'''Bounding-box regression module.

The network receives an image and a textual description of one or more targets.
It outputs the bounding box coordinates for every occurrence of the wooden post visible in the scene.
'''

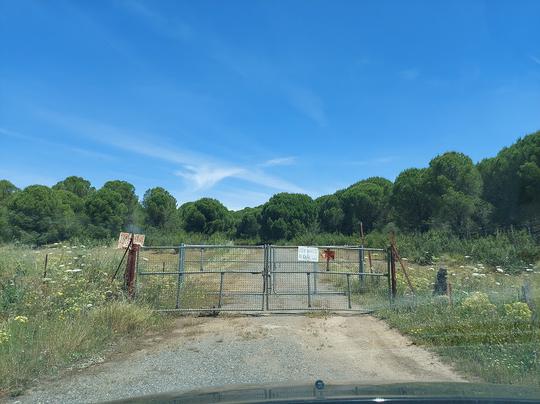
[124,235,139,299]
[43,253,49,278]
[390,246,397,299]
[389,232,415,295]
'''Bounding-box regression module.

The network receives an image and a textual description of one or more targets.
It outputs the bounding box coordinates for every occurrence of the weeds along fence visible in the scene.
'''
[135,244,392,312]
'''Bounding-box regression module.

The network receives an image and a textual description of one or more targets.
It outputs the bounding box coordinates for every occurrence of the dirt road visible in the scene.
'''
[14,315,465,403]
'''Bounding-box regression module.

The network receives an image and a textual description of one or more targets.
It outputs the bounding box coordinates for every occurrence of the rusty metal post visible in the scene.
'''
[390,246,397,299]
[124,242,139,299]
[43,253,49,278]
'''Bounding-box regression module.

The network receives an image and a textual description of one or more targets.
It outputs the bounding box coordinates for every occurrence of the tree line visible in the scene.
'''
[0,131,538,246]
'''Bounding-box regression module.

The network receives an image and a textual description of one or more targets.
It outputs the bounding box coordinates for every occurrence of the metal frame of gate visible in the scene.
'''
[136,244,392,313]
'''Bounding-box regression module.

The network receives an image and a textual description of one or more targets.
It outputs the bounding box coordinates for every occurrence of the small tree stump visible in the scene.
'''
[433,267,448,296]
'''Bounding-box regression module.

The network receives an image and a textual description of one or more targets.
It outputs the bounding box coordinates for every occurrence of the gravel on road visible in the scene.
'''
[11,314,465,403]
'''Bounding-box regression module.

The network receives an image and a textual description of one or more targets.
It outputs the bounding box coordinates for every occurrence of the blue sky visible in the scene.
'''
[1,0,539,210]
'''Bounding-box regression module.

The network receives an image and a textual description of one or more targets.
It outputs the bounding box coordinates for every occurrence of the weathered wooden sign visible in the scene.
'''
[117,232,145,249]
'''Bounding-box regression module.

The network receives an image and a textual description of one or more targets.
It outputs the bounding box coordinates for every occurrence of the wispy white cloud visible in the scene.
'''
[530,55,540,66]
[119,2,327,126]
[286,86,327,126]
[175,165,245,190]
[399,68,420,81]
[120,0,191,41]
[0,127,32,140]
[0,169,56,188]
[37,110,305,193]
[260,156,297,167]
[0,127,115,161]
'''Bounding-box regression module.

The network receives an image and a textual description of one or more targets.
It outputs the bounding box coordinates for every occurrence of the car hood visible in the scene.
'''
[107,381,540,403]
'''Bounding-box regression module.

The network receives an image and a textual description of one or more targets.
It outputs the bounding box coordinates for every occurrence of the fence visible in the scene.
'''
[136,244,392,313]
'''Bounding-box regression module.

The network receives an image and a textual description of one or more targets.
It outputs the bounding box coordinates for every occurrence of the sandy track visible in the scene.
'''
[13,315,465,403]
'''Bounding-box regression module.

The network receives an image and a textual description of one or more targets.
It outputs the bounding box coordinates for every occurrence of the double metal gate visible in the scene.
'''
[136,244,391,312]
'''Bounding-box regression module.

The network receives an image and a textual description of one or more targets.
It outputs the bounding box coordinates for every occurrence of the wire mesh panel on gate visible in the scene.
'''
[136,247,180,309]
[137,245,266,311]
[136,244,390,312]
[268,246,389,312]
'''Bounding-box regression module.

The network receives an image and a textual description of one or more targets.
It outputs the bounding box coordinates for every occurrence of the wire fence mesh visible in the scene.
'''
[268,246,390,312]
[136,244,391,312]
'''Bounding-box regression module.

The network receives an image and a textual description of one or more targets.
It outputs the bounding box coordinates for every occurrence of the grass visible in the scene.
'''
[2,237,539,395]
[372,256,540,386]
[0,243,168,396]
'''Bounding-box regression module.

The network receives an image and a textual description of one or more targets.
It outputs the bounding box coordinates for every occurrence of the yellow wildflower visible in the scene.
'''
[14,315,28,323]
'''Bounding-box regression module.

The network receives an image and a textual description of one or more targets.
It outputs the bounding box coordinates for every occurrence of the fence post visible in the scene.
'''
[218,272,224,308]
[307,272,312,308]
[359,246,365,288]
[313,262,318,294]
[271,246,276,293]
[175,243,185,309]
[199,247,204,271]
[389,246,397,299]
[124,243,139,299]
[265,245,270,310]
[346,273,352,309]
[387,247,392,302]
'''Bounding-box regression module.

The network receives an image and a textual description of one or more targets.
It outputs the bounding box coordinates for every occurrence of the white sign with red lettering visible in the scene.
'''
[298,246,319,262]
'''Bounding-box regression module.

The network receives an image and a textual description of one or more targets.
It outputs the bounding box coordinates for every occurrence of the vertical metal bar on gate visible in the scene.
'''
[307,272,312,308]
[175,243,185,309]
[271,246,276,293]
[218,271,224,308]
[359,246,365,288]
[346,273,352,309]
[265,245,270,310]
[199,247,204,271]
[313,262,318,294]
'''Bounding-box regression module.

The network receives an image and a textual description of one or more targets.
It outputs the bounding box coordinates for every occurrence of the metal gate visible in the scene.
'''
[136,244,391,313]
